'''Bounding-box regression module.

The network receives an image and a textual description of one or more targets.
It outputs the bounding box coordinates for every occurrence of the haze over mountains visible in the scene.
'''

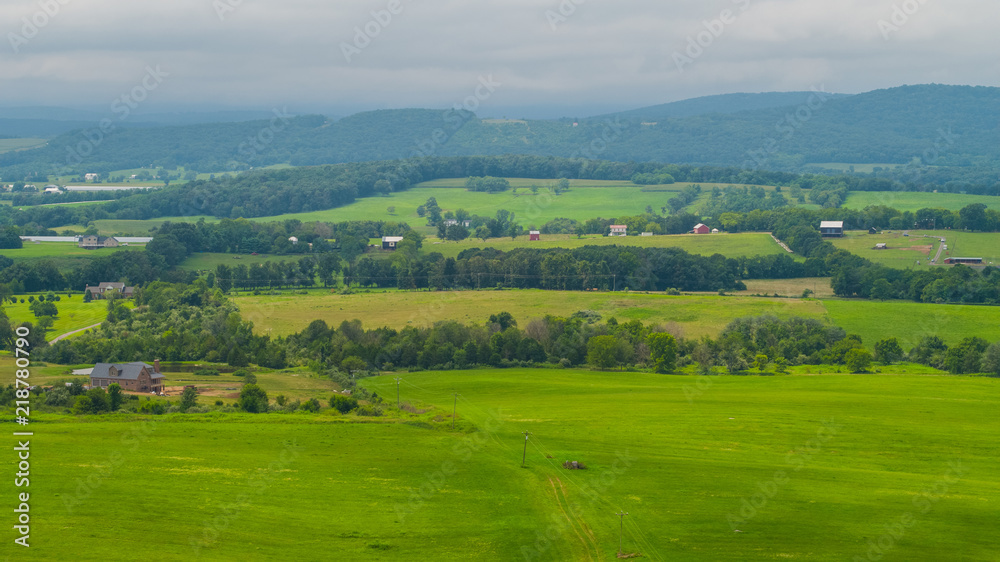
[2,85,998,180]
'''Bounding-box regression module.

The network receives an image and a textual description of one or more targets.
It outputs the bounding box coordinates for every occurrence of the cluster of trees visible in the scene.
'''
[214,255,341,291]
[704,185,789,215]
[342,245,822,293]
[465,176,511,192]
[283,313,994,375]
[909,336,1000,375]
[832,262,1000,304]
[41,281,287,368]
[146,218,410,264]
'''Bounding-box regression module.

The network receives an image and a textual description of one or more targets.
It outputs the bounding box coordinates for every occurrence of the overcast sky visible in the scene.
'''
[2,0,999,118]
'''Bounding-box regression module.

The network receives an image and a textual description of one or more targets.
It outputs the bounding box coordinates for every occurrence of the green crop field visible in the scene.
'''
[2,241,146,270]
[425,232,790,260]
[0,138,47,153]
[234,290,829,339]
[843,191,1000,212]
[824,299,1000,350]
[4,296,114,342]
[234,289,1000,350]
[6,369,994,560]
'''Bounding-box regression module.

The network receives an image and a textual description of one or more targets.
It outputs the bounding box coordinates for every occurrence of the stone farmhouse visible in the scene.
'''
[89,361,165,394]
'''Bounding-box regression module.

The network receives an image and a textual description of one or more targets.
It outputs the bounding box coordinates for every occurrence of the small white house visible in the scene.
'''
[609,225,627,237]
[85,173,99,182]
[288,236,299,245]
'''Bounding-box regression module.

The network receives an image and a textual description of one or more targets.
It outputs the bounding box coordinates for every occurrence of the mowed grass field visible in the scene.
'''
[4,296,112,341]
[2,241,147,270]
[235,289,1000,349]
[831,230,1000,270]
[0,137,47,152]
[427,232,789,260]
[5,370,997,560]
[843,191,1000,212]
[235,290,829,340]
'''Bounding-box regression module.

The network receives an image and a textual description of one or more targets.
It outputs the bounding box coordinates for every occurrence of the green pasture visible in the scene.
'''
[0,138,47,153]
[2,241,146,270]
[3,296,112,342]
[234,290,829,339]
[825,299,1000,351]
[843,191,1000,212]
[830,230,1000,270]
[830,231,940,269]
[234,288,1000,350]
[5,370,996,560]
[425,232,789,260]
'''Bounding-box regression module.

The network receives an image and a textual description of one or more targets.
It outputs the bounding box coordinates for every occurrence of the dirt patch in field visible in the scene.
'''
[164,385,240,398]
[902,245,933,256]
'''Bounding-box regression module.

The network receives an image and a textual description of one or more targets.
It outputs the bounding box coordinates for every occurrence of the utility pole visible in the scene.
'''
[394,377,401,408]
[452,392,460,430]
[521,431,532,467]
[616,511,629,556]
[613,273,617,292]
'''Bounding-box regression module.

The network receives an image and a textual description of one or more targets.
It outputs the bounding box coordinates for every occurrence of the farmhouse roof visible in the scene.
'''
[91,362,164,381]
[529,230,540,235]
[610,225,627,229]
[382,236,404,243]
[820,221,844,229]
[694,223,708,229]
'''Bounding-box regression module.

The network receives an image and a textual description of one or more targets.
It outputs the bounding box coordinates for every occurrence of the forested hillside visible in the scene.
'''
[3,85,1000,193]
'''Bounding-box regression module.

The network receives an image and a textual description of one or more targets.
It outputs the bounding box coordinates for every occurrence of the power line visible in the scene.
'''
[521,431,532,468]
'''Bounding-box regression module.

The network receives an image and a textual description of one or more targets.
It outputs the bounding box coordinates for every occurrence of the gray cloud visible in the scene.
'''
[1,0,998,117]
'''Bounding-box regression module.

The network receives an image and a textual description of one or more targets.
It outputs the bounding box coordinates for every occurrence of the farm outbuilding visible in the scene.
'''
[692,223,710,235]
[820,221,844,237]
[875,243,887,250]
[529,231,541,241]
[381,236,404,250]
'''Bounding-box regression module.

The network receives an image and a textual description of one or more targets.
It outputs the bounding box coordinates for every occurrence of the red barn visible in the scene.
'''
[529,231,541,241]
[693,223,710,235]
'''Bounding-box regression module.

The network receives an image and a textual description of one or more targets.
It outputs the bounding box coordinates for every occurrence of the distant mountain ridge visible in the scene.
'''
[591,91,852,121]
[2,85,999,187]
